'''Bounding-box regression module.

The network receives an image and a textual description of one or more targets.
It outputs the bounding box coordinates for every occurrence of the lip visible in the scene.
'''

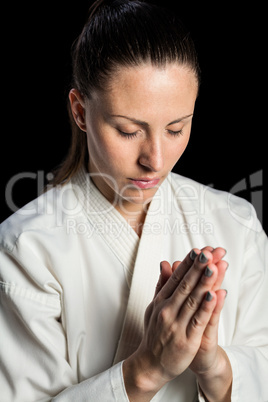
[129,177,161,189]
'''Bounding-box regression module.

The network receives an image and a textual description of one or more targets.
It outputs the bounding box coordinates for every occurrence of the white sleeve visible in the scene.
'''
[223,229,268,401]
[0,246,129,402]
[52,362,128,401]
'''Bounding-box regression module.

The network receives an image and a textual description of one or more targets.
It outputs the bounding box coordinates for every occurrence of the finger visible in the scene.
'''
[160,246,222,291]
[203,247,228,292]
[211,247,227,264]
[169,247,225,289]
[166,249,214,313]
[212,260,228,291]
[154,274,162,298]
[154,261,172,297]
[200,289,227,346]
[186,290,217,339]
[171,260,181,273]
[157,248,202,300]
[201,246,214,253]
[161,261,173,283]
[207,289,227,327]
[177,262,218,323]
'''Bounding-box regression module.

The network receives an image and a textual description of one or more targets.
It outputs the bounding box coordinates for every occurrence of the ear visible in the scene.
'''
[69,89,87,132]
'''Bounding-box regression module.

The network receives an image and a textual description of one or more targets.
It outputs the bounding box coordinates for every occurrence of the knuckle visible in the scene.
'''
[154,291,166,304]
[158,306,170,325]
[170,271,182,286]
[193,260,205,272]
[191,315,203,330]
[178,278,191,295]
[185,295,199,311]
[202,300,213,314]
[167,321,178,340]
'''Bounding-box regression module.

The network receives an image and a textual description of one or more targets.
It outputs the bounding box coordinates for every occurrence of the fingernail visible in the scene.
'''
[160,262,163,273]
[199,252,208,264]
[204,266,213,277]
[190,249,198,261]
[224,289,228,298]
[205,291,213,301]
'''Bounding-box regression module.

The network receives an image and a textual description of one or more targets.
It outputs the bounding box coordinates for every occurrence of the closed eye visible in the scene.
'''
[117,128,183,139]
[167,129,183,136]
[117,129,138,139]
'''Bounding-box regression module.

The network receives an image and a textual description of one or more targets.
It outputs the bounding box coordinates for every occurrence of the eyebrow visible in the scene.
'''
[111,114,193,127]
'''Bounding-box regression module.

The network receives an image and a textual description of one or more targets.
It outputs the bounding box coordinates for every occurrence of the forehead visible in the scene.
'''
[90,63,198,118]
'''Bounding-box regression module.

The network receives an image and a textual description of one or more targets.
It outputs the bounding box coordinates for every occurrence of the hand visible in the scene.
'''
[156,246,227,295]
[158,247,232,401]
[157,247,228,376]
[157,248,229,372]
[123,247,228,401]
[187,250,232,401]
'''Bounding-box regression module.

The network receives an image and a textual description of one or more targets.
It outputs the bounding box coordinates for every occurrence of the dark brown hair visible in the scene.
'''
[51,0,200,186]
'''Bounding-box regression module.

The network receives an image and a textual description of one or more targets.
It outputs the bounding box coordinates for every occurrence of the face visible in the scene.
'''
[70,63,198,216]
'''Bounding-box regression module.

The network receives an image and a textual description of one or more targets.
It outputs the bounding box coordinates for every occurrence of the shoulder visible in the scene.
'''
[166,172,262,233]
[0,181,88,293]
[0,182,81,253]
[167,171,249,209]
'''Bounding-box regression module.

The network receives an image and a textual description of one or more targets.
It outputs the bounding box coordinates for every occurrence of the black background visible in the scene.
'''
[1,1,266,233]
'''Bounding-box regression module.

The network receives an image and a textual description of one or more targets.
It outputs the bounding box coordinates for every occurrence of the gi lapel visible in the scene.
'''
[72,168,168,365]
[71,168,140,279]
[113,181,168,364]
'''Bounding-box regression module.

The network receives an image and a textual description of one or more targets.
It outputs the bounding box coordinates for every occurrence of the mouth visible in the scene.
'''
[129,177,161,189]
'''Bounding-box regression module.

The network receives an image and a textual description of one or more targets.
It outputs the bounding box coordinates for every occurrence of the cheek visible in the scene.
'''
[87,129,128,171]
[168,135,190,165]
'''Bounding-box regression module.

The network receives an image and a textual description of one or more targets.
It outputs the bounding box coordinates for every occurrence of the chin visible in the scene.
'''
[125,191,156,206]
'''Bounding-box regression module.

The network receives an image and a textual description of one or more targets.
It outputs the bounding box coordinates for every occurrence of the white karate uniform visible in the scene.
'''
[0,168,267,401]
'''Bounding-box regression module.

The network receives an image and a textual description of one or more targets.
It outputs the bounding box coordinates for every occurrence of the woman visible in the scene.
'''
[0,1,267,401]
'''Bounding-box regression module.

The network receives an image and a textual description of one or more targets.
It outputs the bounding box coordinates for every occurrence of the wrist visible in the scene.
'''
[196,347,232,402]
[123,351,167,402]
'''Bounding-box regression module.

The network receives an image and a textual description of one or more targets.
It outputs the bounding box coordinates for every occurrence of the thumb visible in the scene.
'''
[154,261,172,297]
[172,260,182,273]
[161,260,173,284]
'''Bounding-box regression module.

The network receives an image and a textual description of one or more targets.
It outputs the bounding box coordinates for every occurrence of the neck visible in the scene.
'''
[115,203,149,237]
[88,169,150,236]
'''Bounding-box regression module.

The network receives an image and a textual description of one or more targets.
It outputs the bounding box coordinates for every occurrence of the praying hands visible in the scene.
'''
[123,247,232,402]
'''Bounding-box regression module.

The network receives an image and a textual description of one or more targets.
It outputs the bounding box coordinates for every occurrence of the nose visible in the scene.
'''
[138,136,164,172]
